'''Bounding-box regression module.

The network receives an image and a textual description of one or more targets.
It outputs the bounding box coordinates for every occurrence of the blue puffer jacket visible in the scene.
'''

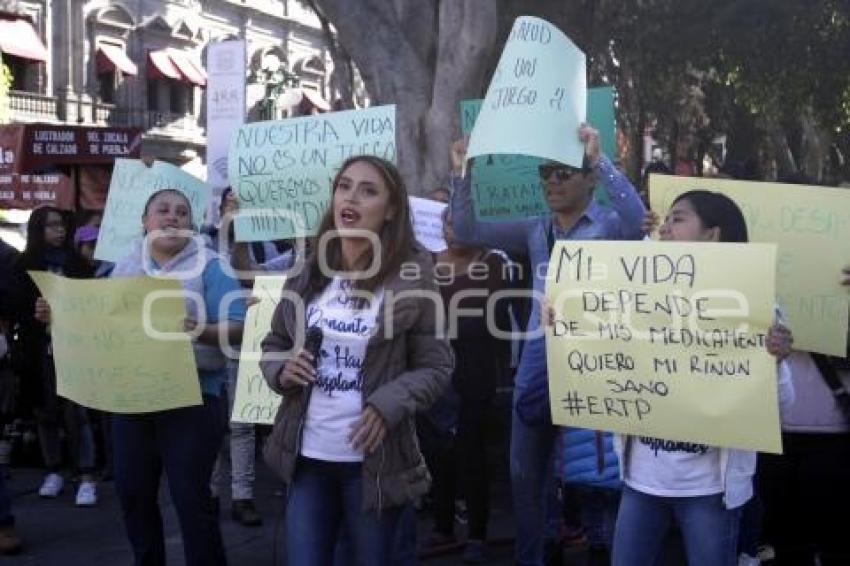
[554,427,621,490]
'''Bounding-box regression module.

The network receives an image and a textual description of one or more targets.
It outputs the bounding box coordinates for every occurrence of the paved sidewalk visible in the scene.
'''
[0,464,529,565]
[0,394,596,565]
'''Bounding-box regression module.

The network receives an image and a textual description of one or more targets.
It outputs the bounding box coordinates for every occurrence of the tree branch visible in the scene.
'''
[306,0,355,108]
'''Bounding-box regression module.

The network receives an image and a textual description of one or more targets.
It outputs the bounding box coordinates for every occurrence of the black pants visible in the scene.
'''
[113,395,227,566]
[758,432,850,566]
[422,395,493,541]
[36,356,95,473]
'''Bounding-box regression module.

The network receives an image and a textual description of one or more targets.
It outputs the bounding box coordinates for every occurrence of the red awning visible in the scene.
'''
[169,51,206,86]
[0,19,48,62]
[301,88,330,112]
[148,49,182,81]
[147,49,205,86]
[96,44,138,76]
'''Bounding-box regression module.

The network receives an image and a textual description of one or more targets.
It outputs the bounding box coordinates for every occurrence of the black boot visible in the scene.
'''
[232,499,263,527]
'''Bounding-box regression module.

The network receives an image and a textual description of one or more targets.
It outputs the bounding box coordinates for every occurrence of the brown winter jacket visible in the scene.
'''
[260,249,454,510]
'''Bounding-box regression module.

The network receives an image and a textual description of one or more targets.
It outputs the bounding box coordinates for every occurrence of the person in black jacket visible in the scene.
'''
[10,206,99,506]
[0,237,22,554]
[0,238,18,320]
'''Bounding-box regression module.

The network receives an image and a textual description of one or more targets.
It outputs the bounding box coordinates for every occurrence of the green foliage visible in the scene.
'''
[313,0,850,181]
[713,0,850,126]
[553,0,850,180]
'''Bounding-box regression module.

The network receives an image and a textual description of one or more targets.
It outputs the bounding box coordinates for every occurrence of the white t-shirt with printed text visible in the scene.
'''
[626,436,723,497]
[300,277,383,462]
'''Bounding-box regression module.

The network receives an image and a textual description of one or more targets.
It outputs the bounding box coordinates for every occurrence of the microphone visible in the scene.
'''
[303,326,323,369]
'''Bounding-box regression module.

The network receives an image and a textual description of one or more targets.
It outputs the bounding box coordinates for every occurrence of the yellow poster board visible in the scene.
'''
[28,272,201,413]
[545,241,782,453]
[231,275,286,424]
[650,174,850,356]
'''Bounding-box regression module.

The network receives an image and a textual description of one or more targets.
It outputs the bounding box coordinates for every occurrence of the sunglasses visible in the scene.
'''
[538,164,584,182]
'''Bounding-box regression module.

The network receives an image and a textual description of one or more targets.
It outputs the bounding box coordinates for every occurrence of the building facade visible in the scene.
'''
[0,0,343,166]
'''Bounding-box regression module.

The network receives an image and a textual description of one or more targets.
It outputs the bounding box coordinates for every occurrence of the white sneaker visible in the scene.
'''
[757,545,776,561]
[39,473,64,497]
[738,553,760,566]
[75,481,97,507]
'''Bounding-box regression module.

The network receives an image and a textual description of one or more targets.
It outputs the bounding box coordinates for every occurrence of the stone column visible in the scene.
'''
[56,0,78,122]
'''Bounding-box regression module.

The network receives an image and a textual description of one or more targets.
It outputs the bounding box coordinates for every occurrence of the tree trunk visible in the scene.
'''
[800,106,830,183]
[667,120,680,176]
[616,65,645,184]
[311,0,499,195]
[765,116,797,181]
[421,1,499,192]
[308,0,355,109]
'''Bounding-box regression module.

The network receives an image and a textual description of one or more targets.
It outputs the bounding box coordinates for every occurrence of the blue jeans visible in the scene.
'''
[113,395,226,566]
[287,457,402,566]
[333,503,417,566]
[211,362,256,500]
[613,486,741,566]
[38,357,96,473]
[510,335,560,566]
[391,503,418,566]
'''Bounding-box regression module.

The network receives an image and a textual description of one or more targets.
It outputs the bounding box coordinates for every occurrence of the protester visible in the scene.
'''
[750,173,850,566]
[553,427,621,566]
[0,237,18,418]
[208,187,289,274]
[70,225,115,480]
[701,158,768,565]
[231,243,298,279]
[80,210,103,228]
[11,206,99,507]
[206,188,263,527]
[73,225,113,278]
[419,205,512,562]
[757,265,850,565]
[641,147,672,203]
[609,190,795,566]
[73,225,98,263]
[0,238,17,288]
[450,125,645,566]
[209,188,299,291]
[108,188,246,565]
[260,155,453,565]
[430,185,525,388]
[0,238,21,555]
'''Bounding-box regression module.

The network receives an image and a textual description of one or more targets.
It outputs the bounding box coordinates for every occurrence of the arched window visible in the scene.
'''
[292,54,325,77]
[88,5,136,104]
[92,5,134,30]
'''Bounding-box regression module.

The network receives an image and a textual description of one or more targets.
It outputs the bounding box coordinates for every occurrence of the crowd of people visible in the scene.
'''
[0,121,847,566]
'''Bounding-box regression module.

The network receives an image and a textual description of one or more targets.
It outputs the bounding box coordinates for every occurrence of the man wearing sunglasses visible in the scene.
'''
[448,124,645,566]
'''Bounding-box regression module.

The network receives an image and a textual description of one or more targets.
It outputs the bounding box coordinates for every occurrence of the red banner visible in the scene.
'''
[21,124,142,169]
[0,171,75,210]
[0,124,141,210]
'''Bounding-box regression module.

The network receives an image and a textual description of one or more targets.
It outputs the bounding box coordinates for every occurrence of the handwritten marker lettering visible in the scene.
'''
[546,240,782,453]
[228,106,396,242]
